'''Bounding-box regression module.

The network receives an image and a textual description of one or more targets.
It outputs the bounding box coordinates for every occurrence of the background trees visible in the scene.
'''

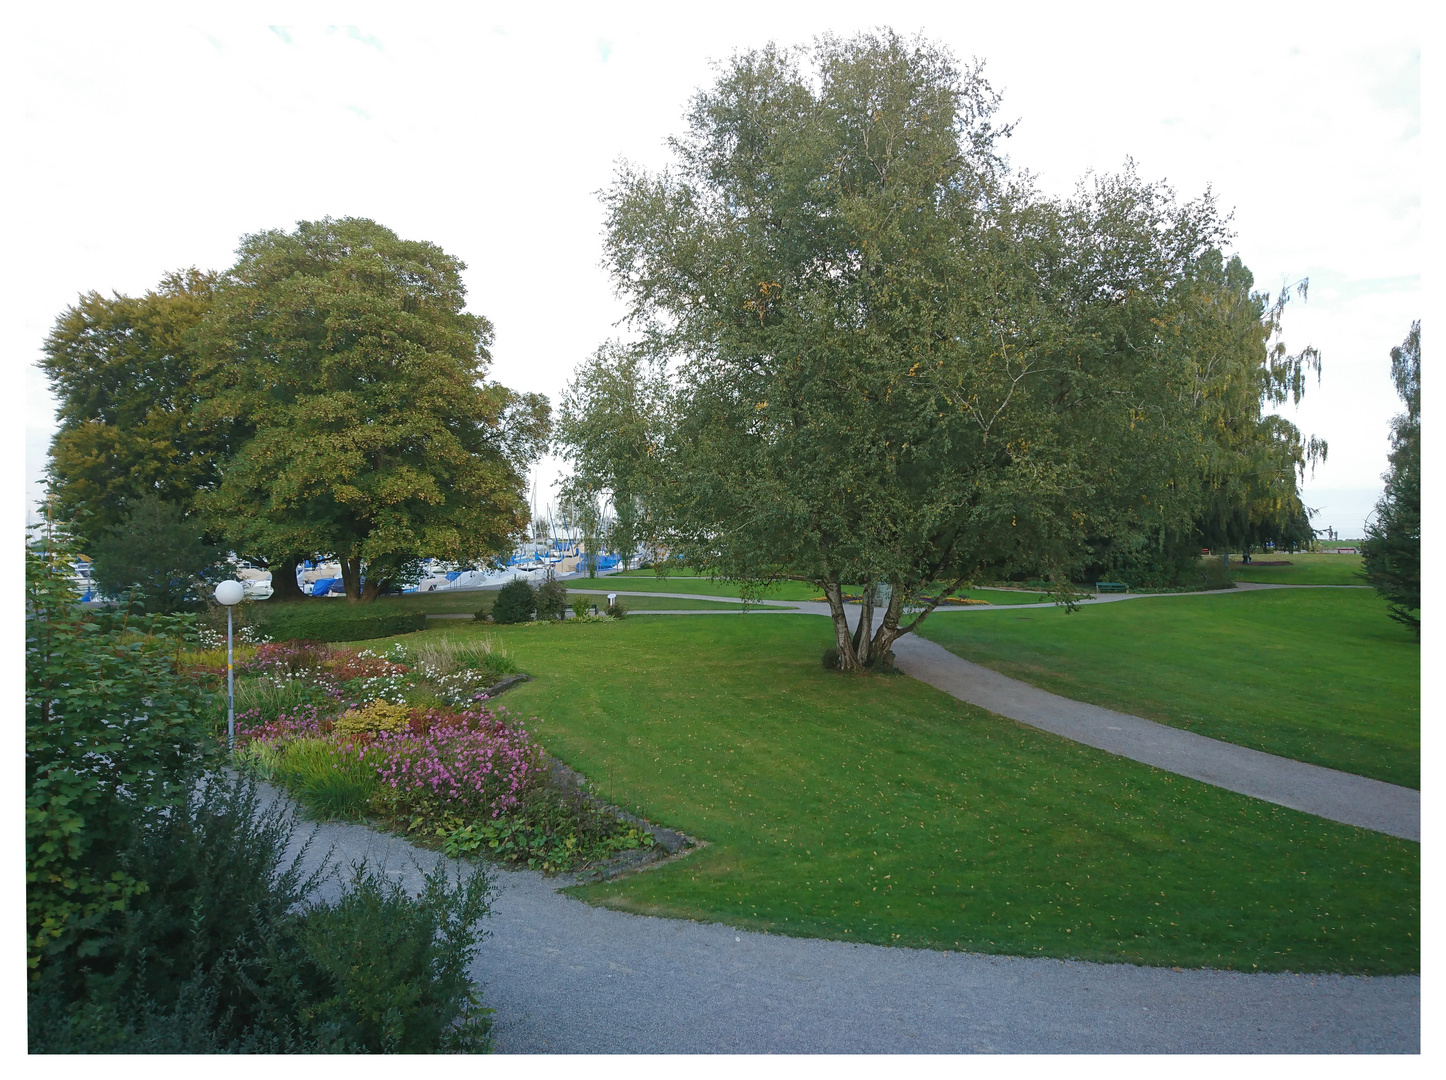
[553,342,667,571]
[40,269,224,551]
[42,218,549,603]
[87,493,225,613]
[196,218,549,601]
[1362,321,1420,633]
[600,31,1316,668]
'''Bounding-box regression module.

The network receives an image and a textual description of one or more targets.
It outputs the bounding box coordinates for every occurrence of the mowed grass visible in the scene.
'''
[1229,553,1365,585]
[919,588,1419,787]
[601,569,823,601]
[405,616,1417,974]
[594,571,1053,607]
[372,591,748,615]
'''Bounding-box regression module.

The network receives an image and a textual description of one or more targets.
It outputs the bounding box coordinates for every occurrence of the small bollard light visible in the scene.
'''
[214,580,245,750]
[607,593,617,608]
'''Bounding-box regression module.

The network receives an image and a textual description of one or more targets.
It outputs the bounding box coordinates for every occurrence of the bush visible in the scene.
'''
[821,647,840,670]
[28,771,494,1053]
[570,597,593,619]
[252,604,427,643]
[535,573,568,621]
[335,699,414,736]
[604,597,627,620]
[27,529,219,972]
[491,578,536,624]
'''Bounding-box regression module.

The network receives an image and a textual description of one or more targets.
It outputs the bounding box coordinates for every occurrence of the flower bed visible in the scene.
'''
[219,639,655,873]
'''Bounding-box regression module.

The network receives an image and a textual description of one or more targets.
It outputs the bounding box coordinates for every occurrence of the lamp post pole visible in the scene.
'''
[214,580,246,750]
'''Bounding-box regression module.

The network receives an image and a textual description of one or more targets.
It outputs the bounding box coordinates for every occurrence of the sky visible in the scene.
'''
[7,3,1422,540]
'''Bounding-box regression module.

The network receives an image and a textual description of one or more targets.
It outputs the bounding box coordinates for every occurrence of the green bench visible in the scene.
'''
[1095,581,1128,594]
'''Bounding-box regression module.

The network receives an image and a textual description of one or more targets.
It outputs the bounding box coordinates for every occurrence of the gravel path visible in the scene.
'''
[283,798,1419,1054]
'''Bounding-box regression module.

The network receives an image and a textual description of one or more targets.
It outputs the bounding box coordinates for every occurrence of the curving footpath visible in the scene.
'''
[280,795,1418,1054]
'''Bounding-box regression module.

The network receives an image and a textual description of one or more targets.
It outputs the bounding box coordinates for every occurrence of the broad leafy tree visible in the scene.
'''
[196,218,550,601]
[603,32,1268,668]
[40,270,225,550]
[1363,321,1420,633]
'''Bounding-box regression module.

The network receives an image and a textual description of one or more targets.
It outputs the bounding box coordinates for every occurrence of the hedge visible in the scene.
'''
[252,602,428,643]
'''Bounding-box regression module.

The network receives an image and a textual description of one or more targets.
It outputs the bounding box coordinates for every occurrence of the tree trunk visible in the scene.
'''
[361,575,384,602]
[869,586,907,659]
[269,555,306,603]
[851,584,875,667]
[822,579,861,670]
[883,575,967,653]
[340,557,363,602]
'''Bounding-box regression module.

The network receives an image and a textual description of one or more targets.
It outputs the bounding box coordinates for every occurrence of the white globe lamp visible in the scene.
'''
[214,579,246,749]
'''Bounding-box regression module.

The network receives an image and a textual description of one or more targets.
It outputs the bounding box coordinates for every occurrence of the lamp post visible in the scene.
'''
[214,579,245,749]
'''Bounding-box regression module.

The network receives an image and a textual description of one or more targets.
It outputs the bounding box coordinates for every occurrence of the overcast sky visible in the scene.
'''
[8,3,1421,539]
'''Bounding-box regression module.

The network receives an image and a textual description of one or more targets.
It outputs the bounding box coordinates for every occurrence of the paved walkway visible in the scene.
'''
[286,796,1419,1054]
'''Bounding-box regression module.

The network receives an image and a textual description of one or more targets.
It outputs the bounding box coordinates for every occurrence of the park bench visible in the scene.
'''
[1095,581,1128,594]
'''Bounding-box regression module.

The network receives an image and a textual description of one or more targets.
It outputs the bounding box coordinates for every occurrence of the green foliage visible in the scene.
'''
[600,30,1303,669]
[491,578,537,624]
[555,342,668,566]
[437,789,655,874]
[1363,321,1420,634]
[29,772,493,1053]
[26,525,219,972]
[271,739,382,820]
[195,217,550,600]
[297,863,494,1052]
[87,493,225,612]
[604,597,628,620]
[251,603,428,643]
[535,572,569,621]
[39,269,226,550]
[570,596,594,619]
[235,674,336,721]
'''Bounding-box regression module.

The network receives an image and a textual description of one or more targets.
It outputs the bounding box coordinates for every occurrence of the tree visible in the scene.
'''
[196,218,550,601]
[554,342,668,568]
[88,493,225,612]
[603,32,1247,668]
[1363,321,1420,633]
[40,270,226,551]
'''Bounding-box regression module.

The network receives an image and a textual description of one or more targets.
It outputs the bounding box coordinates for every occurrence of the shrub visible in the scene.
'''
[26,529,219,972]
[535,573,568,621]
[570,597,593,619]
[604,597,627,620]
[28,771,494,1053]
[252,605,428,643]
[821,646,840,670]
[490,578,536,624]
[335,699,414,736]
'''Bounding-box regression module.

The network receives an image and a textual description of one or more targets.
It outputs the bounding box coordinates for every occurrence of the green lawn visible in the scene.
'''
[399,616,1417,974]
[919,589,1419,787]
[1228,553,1365,585]
[374,591,749,615]
[590,572,1052,607]
[600,569,823,601]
